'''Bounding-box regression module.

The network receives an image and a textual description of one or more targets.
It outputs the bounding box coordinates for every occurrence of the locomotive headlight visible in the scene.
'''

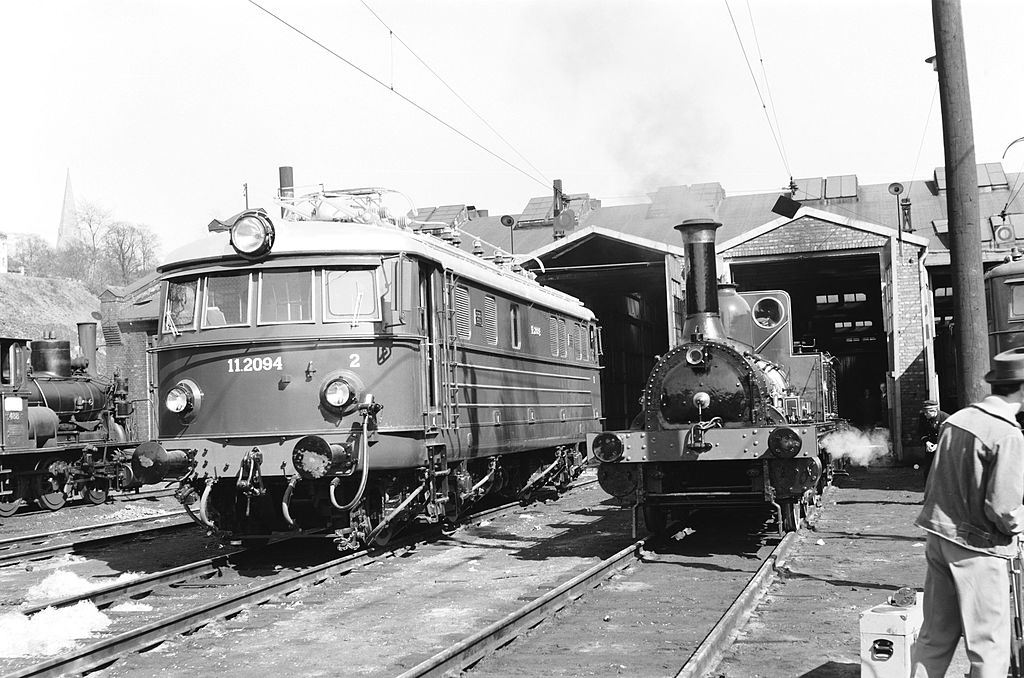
[165,379,202,415]
[685,347,706,366]
[768,427,802,458]
[230,213,275,259]
[592,432,625,464]
[318,371,365,415]
[323,379,353,408]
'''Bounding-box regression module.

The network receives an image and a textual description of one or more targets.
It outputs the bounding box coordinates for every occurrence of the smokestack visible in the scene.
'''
[279,166,294,218]
[674,219,727,341]
[77,321,97,376]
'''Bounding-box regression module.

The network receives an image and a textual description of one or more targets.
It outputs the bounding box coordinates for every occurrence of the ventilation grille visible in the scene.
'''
[454,286,471,339]
[484,296,497,345]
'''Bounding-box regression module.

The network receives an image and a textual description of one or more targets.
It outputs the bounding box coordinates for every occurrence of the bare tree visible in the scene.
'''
[102,222,159,285]
[76,200,111,255]
[8,234,54,276]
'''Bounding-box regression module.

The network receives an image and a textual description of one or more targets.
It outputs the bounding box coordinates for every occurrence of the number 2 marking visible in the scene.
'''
[349,354,360,368]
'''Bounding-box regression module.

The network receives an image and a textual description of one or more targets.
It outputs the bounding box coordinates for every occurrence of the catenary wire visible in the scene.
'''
[360,0,551,187]
[903,83,938,198]
[745,0,791,178]
[245,0,550,193]
[723,0,791,179]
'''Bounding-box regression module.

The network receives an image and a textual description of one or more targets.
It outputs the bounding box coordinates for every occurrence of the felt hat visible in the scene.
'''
[985,347,1024,384]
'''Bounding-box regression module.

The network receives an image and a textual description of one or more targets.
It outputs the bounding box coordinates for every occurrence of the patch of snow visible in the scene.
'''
[24,569,143,603]
[108,600,153,612]
[0,601,110,657]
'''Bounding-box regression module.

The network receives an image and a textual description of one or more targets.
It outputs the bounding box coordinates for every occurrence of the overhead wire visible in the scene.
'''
[745,0,791,178]
[723,0,792,180]
[903,83,939,198]
[359,0,551,187]
[245,0,550,193]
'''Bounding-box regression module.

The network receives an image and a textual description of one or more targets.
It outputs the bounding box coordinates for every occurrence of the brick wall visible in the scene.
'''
[893,249,928,454]
[728,216,887,257]
[725,217,930,461]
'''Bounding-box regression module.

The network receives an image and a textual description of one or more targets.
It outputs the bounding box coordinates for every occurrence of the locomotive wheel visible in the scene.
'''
[36,458,70,511]
[84,482,110,505]
[0,499,22,518]
[642,505,669,537]
[37,489,67,511]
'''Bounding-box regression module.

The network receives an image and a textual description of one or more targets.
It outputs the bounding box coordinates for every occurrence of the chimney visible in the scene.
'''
[278,166,294,218]
[674,219,727,341]
[77,321,97,376]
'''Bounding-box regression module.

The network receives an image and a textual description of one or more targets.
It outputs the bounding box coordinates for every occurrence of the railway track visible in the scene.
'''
[448,514,798,678]
[0,484,598,678]
[0,512,192,567]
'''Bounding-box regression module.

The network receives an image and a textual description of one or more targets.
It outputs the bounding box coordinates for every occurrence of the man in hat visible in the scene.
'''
[917,398,949,480]
[912,348,1024,677]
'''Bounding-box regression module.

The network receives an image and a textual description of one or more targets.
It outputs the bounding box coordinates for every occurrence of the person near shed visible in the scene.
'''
[917,399,949,480]
[911,348,1024,678]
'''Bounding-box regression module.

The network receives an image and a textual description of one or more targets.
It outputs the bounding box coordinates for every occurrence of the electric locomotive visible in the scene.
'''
[589,219,838,534]
[130,184,602,547]
[0,323,135,516]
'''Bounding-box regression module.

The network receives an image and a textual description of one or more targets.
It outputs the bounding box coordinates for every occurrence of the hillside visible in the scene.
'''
[0,273,103,362]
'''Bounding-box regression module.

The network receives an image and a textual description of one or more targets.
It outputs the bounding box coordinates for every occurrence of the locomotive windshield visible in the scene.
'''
[165,280,198,333]
[324,269,380,322]
[161,265,385,334]
[203,273,250,327]
[258,270,314,324]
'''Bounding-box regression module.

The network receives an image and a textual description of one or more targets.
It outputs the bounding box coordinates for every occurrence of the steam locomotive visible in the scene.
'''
[589,219,838,534]
[129,183,602,547]
[0,323,136,516]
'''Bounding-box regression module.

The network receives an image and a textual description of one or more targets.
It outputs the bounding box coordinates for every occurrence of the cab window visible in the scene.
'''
[258,270,314,324]
[324,269,380,323]
[202,273,251,328]
[164,279,198,333]
[1011,284,1024,319]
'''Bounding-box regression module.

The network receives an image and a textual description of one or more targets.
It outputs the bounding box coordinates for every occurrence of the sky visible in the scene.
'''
[3,1,1023,253]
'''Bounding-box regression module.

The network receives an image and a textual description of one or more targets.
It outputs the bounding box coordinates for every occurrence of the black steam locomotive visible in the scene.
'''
[129,183,602,547]
[0,323,136,516]
[589,219,839,534]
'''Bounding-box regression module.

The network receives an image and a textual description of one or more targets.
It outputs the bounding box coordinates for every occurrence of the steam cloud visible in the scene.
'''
[820,428,892,466]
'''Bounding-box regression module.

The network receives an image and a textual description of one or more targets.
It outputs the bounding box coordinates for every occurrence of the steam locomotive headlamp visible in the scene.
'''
[318,371,365,416]
[592,432,625,464]
[208,209,275,260]
[165,379,202,415]
[768,427,802,458]
[685,346,706,366]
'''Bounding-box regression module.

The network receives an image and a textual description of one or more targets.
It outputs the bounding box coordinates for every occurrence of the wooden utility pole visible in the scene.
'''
[932,0,987,405]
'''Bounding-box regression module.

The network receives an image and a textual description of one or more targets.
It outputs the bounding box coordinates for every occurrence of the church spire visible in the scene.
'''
[57,169,79,247]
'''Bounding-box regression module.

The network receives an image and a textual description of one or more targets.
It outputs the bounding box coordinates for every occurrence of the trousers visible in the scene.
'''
[911,533,1011,678]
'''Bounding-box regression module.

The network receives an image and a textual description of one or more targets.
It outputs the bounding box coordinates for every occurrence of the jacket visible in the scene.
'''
[918,410,948,446]
[915,397,1024,558]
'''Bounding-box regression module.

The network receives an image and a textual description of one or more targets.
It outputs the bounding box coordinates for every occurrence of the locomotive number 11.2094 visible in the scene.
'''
[227,356,284,372]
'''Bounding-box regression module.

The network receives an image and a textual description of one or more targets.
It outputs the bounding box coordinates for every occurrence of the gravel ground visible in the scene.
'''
[711,465,972,678]
[0,486,184,540]
[93,474,640,677]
